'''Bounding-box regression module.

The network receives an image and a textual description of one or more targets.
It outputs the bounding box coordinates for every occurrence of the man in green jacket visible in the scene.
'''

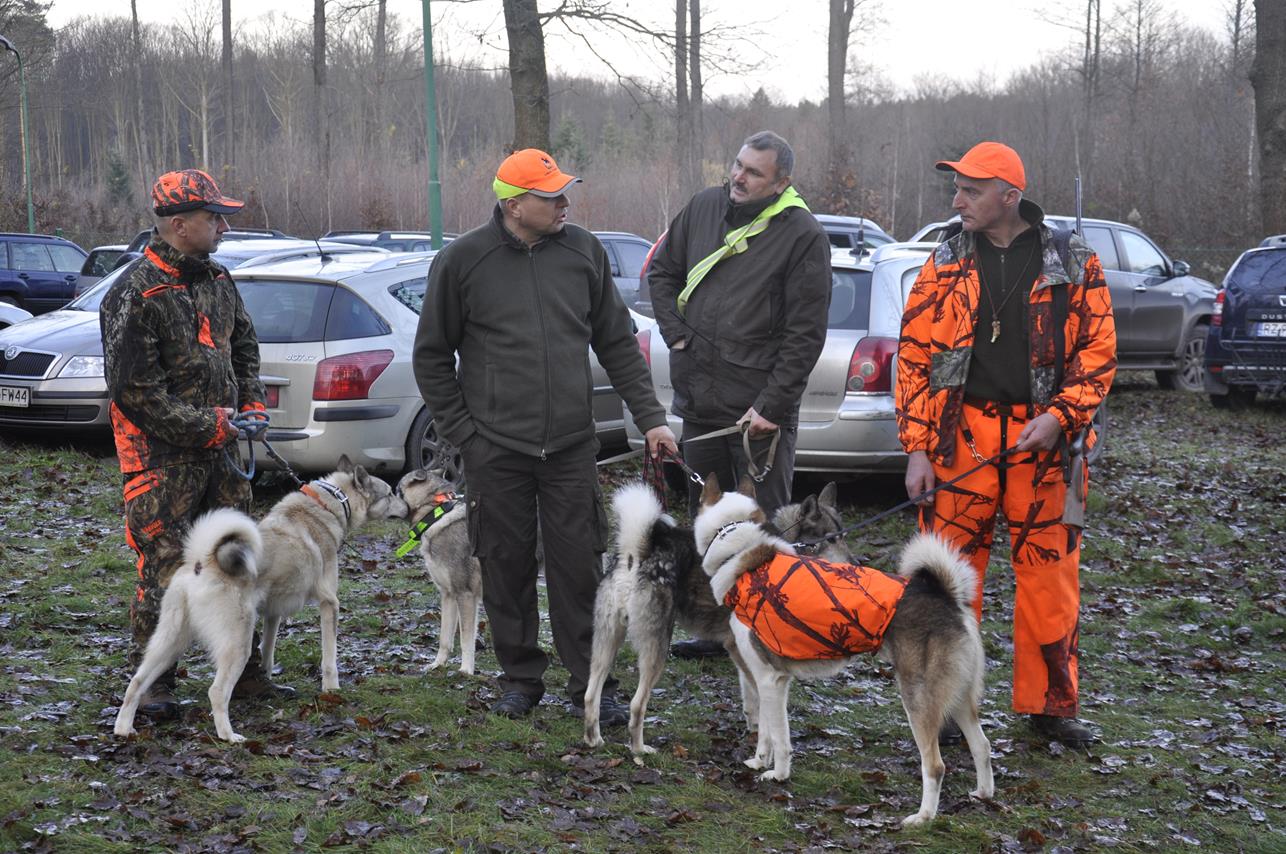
[413,149,677,723]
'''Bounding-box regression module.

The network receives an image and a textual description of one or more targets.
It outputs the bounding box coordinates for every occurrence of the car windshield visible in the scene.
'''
[828,268,873,329]
[66,262,136,311]
[1227,248,1286,291]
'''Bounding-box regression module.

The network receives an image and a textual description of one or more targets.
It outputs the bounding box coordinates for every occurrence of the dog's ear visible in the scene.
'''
[736,475,757,499]
[337,454,355,474]
[819,482,837,509]
[700,475,723,506]
[799,494,818,517]
[353,464,371,488]
[404,468,428,484]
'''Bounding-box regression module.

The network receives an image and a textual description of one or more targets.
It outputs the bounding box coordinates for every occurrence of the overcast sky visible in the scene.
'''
[45,0,1234,102]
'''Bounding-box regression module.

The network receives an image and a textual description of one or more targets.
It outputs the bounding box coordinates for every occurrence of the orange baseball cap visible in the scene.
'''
[935,141,1026,191]
[493,148,581,199]
[152,169,244,216]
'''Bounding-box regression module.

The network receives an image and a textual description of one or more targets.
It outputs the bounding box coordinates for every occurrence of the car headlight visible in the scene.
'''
[58,355,105,378]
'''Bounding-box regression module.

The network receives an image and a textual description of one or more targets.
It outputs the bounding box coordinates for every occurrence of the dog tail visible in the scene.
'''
[897,532,976,611]
[611,482,667,562]
[184,507,262,582]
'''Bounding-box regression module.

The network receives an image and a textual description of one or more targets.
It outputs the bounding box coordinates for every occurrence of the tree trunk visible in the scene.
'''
[675,0,691,193]
[222,0,234,173]
[372,0,387,156]
[688,0,703,190]
[502,0,550,151]
[1253,0,1286,234]
[131,0,148,200]
[313,0,331,228]
[827,0,854,182]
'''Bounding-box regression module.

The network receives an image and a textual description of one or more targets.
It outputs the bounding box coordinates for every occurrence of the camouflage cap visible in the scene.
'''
[152,169,244,216]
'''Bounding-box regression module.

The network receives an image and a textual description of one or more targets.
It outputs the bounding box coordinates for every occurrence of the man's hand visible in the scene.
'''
[1015,412,1063,452]
[738,407,778,439]
[905,450,935,505]
[644,425,678,459]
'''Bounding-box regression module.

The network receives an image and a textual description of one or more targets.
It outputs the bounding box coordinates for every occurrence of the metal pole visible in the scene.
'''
[0,36,35,233]
[421,0,443,250]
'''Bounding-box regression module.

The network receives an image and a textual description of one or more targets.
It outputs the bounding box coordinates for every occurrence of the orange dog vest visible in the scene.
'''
[724,553,908,660]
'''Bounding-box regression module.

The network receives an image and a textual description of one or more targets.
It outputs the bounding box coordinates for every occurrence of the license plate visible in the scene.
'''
[1257,322,1286,337]
[0,386,30,408]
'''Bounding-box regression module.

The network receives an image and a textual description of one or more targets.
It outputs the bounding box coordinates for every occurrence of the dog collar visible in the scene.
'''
[395,497,457,558]
[302,480,351,526]
[702,520,753,556]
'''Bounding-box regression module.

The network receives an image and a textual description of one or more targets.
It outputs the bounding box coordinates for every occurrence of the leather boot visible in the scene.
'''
[139,666,181,722]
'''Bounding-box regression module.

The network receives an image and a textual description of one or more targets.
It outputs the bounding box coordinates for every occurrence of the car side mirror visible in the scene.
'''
[1171,259,1190,277]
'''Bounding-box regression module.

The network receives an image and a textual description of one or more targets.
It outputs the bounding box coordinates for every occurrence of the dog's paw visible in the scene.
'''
[113,724,137,738]
[970,786,995,801]
[757,768,790,782]
[226,733,246,744]
[900,811,934,827]
[458,665,475,676]
[632,744,657,756]
[584,733,604,749]
[744,754,768,770]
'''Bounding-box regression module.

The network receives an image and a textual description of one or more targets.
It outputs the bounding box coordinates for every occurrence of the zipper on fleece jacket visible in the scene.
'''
[528,245,551,460]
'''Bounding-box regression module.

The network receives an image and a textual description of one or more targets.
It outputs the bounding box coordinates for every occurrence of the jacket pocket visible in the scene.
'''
[719,336,777,371]
[930,348,970,391]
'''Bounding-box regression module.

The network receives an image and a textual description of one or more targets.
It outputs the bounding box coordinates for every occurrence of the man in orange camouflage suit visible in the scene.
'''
[896,142,1116,746]
[101,169,289,722]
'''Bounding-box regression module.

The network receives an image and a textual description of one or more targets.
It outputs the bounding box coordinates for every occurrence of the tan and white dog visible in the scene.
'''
[114,456,408,742]
[694,477,994,826]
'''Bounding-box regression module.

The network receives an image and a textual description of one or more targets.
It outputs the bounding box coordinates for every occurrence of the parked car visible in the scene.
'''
[75,244,133,296]
[0,302,33,330]
[125,227,292,252]
[0,242,386,433]
[594,231,653,315]
[0,233,88,314]
[911,215,1216,391]
[1204,240,1286,408]
[625,243,933,477]
[815,214,895,254]
[322,230,457,253]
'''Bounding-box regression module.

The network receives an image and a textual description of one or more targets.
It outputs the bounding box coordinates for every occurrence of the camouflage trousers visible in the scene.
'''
[121,454,254,676]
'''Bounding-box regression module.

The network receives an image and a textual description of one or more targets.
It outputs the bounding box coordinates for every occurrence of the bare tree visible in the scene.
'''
[222,0,234,172]
[503,0,550,151]
[827,0,855,183]
[1252,0,1285,234]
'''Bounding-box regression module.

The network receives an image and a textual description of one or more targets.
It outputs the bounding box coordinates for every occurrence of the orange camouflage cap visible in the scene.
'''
[935,141,1026,191]
[152,169,244,216]
[493,148,581,199]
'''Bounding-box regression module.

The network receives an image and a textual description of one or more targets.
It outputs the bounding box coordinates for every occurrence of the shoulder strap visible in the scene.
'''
[1051,228,1073,392]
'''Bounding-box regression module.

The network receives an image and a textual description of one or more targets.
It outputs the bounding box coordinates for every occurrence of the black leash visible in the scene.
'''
[223,411,270,480]
[791,446,1023,551]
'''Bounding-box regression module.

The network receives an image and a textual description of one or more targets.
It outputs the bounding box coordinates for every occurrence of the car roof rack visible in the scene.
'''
[362,251,436,272]
[233,244,390,270]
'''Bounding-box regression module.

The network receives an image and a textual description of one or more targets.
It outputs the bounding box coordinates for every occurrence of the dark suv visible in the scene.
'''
[0,233,88,314]
[1204,238,1286,408]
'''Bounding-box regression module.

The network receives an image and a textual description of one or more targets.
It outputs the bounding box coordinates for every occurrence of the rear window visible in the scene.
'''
[238,280,335,343]
[1226,248,1286,292]
[828,268,873,329]
[49,244,86,272]
[390,278,425,314]
[325,287,390,340]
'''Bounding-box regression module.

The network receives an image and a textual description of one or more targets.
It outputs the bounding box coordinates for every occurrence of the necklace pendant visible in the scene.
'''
[991,318,1001,343]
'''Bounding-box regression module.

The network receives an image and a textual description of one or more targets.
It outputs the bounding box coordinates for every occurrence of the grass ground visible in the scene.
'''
[0,375,1282,852]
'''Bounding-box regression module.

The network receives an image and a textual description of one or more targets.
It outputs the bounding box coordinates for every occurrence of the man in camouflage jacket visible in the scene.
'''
[101,169,284,721]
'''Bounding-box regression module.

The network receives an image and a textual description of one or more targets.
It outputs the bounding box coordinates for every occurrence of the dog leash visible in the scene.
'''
[223,411,271,480]
[790,446,1023,551]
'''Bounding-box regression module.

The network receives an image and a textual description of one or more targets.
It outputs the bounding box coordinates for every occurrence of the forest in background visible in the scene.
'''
[0,0,1265,278]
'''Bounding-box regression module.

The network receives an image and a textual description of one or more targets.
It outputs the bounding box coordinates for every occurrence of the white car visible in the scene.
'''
[626,243,936,476]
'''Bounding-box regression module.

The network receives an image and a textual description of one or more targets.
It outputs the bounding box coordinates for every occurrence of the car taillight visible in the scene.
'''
[264,385,280,408]
[313,350,394,401]
[636,327,652,367]
[847,336,897,393]
[1212,289,1224,327]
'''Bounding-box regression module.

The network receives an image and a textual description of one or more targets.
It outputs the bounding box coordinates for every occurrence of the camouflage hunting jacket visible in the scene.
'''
[101,235,264,473]
[895,202,1117,467]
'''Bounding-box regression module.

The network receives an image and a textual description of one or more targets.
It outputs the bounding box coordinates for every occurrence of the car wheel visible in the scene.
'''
[405,407,465,487]
[0,295,20,309]
[1085,400,1108,466]
[1210,386,1257,411]
[1155,323,1207,392]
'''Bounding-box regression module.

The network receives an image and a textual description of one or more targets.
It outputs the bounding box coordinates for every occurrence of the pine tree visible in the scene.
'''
[106,154,132,206]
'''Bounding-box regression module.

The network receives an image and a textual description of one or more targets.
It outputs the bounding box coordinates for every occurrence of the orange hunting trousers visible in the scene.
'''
[920,399,1085,718]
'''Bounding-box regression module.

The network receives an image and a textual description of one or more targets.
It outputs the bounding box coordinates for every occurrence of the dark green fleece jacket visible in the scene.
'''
[413,206,667,457]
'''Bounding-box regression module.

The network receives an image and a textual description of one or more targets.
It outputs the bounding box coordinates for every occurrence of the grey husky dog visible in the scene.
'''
[694,477,993,826]
[114,456,408,743]
[396,467,480,675]
[582,481,851,755]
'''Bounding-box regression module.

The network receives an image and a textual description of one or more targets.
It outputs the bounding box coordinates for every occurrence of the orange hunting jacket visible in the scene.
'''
[724,553,908,659]
[895,203,1117,466]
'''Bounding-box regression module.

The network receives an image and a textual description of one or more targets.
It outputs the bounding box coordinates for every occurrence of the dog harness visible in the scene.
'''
[724,553,908,660]
[395,492,458,558]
